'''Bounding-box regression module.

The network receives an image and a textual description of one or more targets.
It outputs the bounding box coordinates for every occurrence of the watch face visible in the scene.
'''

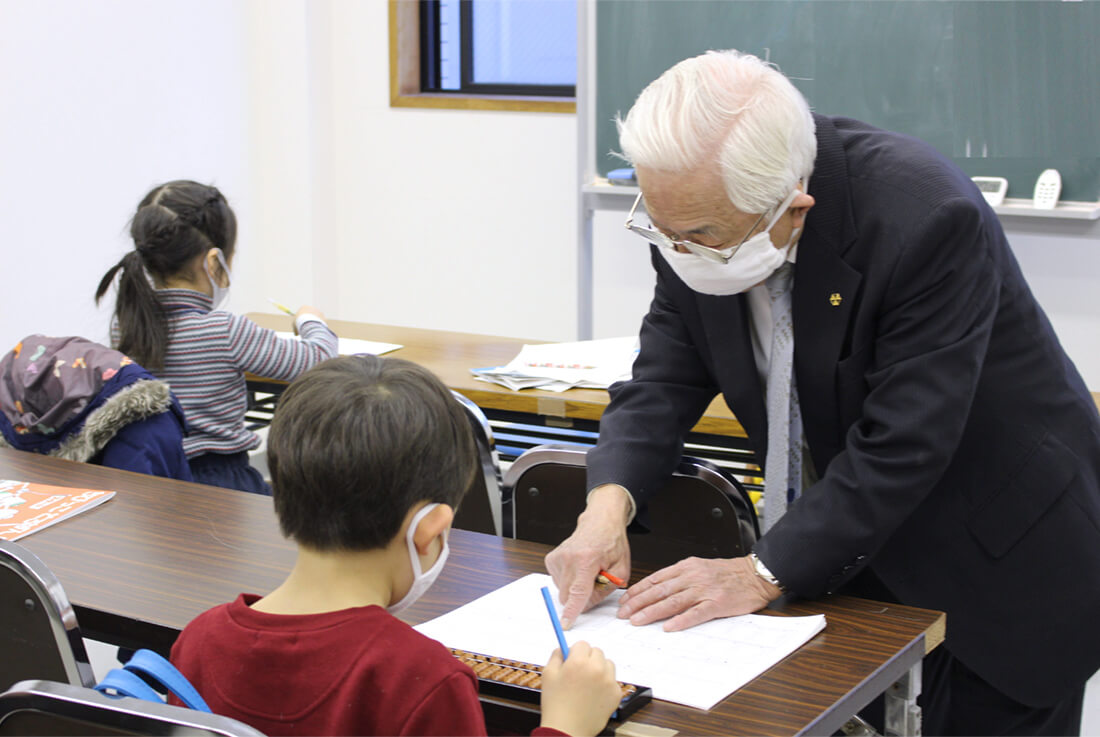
[752,555,774,580]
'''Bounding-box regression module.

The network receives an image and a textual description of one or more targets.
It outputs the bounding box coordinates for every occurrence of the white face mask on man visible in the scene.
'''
[655,187,803,296]
[387,503,450,615]
[202,249,232,311]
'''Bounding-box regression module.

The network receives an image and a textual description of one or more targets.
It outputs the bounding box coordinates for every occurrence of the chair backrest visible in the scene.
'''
[0,541,95,691]
[450,392,503,536]
[0,680,266,737]
[505,444,758,571]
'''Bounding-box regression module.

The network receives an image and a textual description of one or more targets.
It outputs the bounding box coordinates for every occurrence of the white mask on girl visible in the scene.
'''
[203,249,232,311]
[387,503,450,615]
[657,188,803,296]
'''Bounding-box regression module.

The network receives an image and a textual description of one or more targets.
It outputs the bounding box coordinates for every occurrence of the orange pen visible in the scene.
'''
[596,569,626,588]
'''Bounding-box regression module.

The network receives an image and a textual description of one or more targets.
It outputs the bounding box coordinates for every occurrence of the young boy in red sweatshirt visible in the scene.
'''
[170,355,621,736]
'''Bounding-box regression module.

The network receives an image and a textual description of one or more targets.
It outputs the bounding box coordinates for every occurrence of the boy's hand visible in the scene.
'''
[539,641,621,736]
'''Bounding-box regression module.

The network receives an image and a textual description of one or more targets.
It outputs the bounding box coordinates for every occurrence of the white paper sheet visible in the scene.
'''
[415,573,825,711]
[274,332,402,357]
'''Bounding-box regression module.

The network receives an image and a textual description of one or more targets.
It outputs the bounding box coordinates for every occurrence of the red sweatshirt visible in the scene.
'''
[171,594,566,736]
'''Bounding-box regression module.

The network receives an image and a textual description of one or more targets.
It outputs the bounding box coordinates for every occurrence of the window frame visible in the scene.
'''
[389,0,576,113]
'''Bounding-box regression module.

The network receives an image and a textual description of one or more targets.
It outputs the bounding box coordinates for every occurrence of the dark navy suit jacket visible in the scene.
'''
[589,115,1100,706]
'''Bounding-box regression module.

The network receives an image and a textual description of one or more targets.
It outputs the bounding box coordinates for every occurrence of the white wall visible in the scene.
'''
[1000,216,1100,388]
[236,0,317,327]
[239,0,579,343]
[0,0,250,350]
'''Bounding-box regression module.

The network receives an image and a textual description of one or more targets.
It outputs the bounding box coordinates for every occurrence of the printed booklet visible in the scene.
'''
[0,479,114,541]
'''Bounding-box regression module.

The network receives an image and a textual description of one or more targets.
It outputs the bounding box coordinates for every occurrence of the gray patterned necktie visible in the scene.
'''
[762,263,803,533]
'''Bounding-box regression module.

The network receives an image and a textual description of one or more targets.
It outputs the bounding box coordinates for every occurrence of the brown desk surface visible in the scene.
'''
[4,449,943,736]
[245,312,747,438]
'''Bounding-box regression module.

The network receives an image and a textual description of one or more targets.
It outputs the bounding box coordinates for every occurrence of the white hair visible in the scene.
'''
[617,49,816,214]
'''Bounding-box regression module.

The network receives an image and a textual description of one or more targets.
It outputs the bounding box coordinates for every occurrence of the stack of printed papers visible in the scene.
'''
[470,336,639,392]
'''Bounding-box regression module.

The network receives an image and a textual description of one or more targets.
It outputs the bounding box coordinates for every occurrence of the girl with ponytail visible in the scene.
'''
[96,180,337,494]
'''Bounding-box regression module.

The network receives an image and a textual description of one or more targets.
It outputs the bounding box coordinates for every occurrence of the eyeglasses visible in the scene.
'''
[624,192,768,265]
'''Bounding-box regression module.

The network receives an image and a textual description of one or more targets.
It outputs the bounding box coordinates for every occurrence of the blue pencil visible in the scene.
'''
[540,586,570,659]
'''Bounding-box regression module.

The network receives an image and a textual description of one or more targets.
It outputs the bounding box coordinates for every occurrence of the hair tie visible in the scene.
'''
[119,249,148,275]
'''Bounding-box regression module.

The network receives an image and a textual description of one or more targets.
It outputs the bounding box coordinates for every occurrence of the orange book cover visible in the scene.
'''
[0,479,114,541]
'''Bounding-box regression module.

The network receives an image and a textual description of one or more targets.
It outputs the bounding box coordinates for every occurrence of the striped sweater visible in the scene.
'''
[131,289,338,459]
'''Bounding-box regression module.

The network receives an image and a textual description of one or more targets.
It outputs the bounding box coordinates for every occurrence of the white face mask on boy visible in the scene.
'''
[656,187,802,296]
[387,503,450,615]
[203,249,232,311]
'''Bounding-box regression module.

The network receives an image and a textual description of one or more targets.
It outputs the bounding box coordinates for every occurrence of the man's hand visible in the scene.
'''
[616,555,782,631]
[544,484,633,629]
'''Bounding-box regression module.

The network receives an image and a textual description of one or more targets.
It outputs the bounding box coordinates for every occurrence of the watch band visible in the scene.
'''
[749,552,786,592]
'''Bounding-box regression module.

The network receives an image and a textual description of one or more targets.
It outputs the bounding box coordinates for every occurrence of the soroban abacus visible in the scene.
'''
[449,648,653,720]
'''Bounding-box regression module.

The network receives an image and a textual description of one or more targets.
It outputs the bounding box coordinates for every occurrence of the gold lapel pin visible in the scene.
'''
[829,292,842,307]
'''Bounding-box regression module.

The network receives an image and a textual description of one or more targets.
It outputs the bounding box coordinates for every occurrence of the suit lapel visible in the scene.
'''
[794,114,861,476]
[697,293,769,462]
[793,239,860,474]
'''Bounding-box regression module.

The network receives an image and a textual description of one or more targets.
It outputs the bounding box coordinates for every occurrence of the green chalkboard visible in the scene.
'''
[596,0,1100,202]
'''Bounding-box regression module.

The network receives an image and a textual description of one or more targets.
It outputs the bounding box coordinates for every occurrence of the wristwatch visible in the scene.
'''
[748,552,787,593]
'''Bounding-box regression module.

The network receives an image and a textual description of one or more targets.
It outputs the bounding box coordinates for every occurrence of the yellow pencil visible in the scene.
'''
[267,297,294,316]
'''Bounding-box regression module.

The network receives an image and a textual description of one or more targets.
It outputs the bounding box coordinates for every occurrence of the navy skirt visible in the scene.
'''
[188,451,271,496]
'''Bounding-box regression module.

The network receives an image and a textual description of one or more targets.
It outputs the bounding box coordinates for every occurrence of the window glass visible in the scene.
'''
[439,0,461,90]
[428,0,575,96]
[470,0,576,86]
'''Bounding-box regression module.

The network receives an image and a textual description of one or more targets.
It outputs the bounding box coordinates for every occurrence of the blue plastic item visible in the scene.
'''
[94,648,211,712]
[607,168,636,185]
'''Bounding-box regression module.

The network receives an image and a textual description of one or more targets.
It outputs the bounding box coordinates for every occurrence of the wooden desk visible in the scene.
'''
[3,449,943,736]
[245,313,747,439]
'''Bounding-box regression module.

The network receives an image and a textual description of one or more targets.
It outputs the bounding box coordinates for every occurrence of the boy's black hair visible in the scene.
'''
[266,355,477,551]
[94,180,237,370]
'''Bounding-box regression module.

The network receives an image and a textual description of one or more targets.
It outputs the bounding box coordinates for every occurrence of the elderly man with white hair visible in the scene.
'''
[546,50,1100,736]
